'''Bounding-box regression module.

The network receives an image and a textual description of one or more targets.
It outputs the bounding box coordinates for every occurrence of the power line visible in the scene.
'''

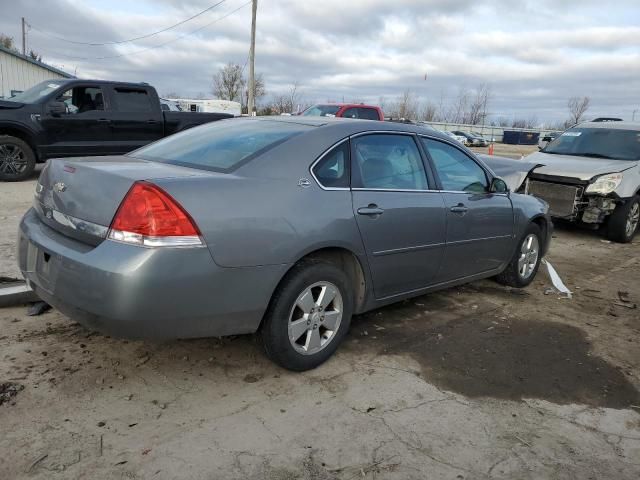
[35,1,252,61]
[29,0,227,46]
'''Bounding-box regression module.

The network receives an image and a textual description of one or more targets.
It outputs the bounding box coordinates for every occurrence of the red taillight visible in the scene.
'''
[108,182,202,247]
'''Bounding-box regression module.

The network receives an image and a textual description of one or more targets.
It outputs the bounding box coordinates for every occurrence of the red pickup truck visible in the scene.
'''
[300,103,384,121]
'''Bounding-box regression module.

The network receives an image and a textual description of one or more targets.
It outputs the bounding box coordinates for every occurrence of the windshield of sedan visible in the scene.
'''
[543,127,640,161]
[130,120,310,172]
[6,80,66,103]
[302,105,341,117]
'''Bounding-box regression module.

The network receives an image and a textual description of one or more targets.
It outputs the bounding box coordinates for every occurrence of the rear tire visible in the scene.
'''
[0,135,36,182]
[261,260,353,371]
[495,223,543,288]
[606,196,639,243]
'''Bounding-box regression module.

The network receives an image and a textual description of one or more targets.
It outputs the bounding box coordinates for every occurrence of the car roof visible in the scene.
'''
[575,121,640,131]
[310,102,380,109]
[241,115,453,141]
[54,79,153,88]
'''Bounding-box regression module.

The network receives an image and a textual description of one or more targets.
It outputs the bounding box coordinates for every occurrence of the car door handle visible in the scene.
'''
[450,204,468,215]
[147,120,159,124]
[97,118,111,123]
[357,205,384,216]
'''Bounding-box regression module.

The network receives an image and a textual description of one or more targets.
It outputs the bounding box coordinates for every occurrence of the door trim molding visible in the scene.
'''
[373,242,446,256]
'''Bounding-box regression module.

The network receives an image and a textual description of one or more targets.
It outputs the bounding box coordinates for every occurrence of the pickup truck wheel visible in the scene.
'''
[0,135,36,182]
[261,260,353,371]
[606,196,640,243]
[495,223,542,288]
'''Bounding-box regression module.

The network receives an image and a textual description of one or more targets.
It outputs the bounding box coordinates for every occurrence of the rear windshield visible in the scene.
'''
[543,127,640,161]
[130,120,310,172]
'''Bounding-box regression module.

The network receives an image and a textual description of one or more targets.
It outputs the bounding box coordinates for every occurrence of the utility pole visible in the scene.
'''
[21,17,26,55]
[247,0,257,116]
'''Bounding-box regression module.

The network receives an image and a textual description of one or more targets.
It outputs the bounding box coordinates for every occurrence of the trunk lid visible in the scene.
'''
[35,156,211,245]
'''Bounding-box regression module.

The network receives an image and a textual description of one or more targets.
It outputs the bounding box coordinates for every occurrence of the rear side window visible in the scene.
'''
[357,108,380,120]
[422,138,488,193]
[131,120,310,172]
[312,141,350,188]
[113,88,152,112]
[342,108,358,119]
[352,134,428,190]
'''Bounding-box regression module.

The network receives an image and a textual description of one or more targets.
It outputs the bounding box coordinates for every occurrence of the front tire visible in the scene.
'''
[606,196,639,243]
[0,135,36,182]
[495,223,543,288]
[261,260,353,371]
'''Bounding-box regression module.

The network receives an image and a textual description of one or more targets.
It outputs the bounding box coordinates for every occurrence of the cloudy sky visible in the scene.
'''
[2,0,639,123]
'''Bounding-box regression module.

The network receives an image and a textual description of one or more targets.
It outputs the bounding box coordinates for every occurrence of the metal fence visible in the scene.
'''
[423,121,560,143]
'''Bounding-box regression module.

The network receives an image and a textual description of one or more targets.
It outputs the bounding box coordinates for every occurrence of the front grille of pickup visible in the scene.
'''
[528,181,582,218]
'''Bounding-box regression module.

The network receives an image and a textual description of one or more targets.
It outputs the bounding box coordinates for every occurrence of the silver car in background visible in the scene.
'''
[525,121,640,242]
[18,117,552,370]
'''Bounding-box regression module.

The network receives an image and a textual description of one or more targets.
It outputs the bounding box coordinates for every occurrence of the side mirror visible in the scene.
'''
[490,177,509,194]
[48,101,67,117]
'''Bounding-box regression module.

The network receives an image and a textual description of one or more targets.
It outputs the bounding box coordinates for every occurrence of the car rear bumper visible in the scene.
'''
[18,208,287,340]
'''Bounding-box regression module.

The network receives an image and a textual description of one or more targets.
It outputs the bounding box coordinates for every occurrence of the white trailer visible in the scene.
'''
[168,98,241,116]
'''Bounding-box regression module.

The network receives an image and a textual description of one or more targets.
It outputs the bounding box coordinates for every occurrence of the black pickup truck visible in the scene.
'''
[0,79,233,181]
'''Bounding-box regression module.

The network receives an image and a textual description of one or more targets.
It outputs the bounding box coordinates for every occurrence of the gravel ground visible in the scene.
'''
[1,169,639,480]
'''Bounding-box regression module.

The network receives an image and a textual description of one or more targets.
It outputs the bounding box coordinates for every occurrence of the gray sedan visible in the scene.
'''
[18,117,552,371]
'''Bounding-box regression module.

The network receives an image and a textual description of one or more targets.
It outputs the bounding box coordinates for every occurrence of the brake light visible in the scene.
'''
[108,181,203,247]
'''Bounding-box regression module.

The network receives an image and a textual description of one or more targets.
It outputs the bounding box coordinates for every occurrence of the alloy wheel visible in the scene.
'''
[517,234,539,280]
[0,144,27,175]
[626,202,640,238]
[288,281,343,355]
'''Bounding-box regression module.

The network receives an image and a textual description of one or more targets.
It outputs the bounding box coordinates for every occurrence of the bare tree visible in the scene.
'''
[162,91,181,99]
[567,96,590,125]
[212,63,245,102]
[398,90,418,120]
[385,90,418,120]
[242,73,266,113]
[28,50,42,62]
[418,101,439,122]
[447,87,470,124]
[287,81,302,113]
[0,33,16,51]
[467,83,492,125]
[266,82,304,115]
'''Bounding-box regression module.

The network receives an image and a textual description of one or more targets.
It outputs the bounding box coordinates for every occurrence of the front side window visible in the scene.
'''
[113,88,151,112]
[352,134,428,190]
[312,141,350,188]
[131,119,310,172]
[422,138,488,193]
[55,86,105,114]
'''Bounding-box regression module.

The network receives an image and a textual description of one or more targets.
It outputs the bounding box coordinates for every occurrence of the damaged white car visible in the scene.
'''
[523,121,640,243]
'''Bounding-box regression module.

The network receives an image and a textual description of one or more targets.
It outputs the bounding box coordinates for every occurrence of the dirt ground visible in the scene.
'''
[1,167,639,480]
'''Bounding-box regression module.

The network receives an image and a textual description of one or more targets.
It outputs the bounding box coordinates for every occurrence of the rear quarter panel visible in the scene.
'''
[155,171,366,269]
